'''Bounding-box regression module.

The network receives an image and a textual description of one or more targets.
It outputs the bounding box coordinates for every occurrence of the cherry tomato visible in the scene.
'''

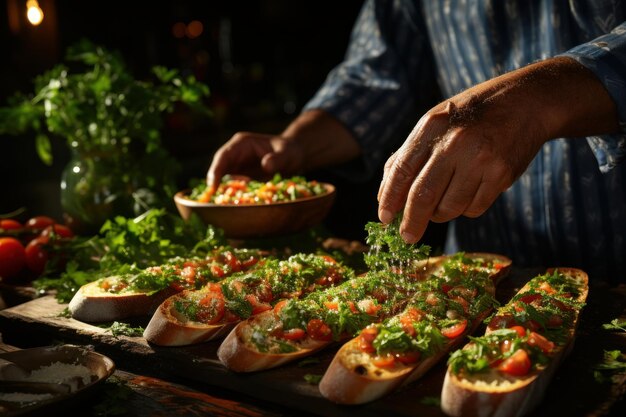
[25,216,55,231]
[281,328,306,341]
[41,224,74,239]
[273,299,289,316]
[441,319,468,339]
[245,294,272,315]
[487,314,516,331]
[509,325,527,337]
[395,350,421,365]
[526,331,555,354]
[0,237,26,278]
[24,236,49,276]
[359,326,379,353]
[196,292,225,324]
[373,354,396,368]
[498,349,531,376]
[306,318,333,341]
[0,219,22,231]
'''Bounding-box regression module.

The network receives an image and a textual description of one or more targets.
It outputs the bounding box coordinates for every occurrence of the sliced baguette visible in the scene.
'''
[318,253,511,404]
[68,278,177,322]
[142,289,238,346]
[440,267,589,417]
[218,309,330,372]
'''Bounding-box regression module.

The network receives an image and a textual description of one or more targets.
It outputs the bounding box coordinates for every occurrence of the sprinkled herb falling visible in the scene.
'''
[364,213,430,275]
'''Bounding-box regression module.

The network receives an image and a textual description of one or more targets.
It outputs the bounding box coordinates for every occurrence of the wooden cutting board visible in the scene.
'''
[1,268,625,417]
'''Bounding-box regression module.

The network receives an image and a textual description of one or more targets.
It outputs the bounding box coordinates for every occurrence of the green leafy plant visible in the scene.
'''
[0,39,210,164]
[0,39,211,231]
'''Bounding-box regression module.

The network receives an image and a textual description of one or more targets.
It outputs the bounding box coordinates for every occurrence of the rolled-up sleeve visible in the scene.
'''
[560,22,626,172]
[303,0,437,180]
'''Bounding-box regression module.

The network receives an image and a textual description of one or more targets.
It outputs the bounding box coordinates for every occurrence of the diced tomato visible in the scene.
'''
[197,292,225,324]
[321,255,337,264]
[539,281,556,295]
[306,319,333,341]
[441,284,453,294]
[494,262,506,271]
[373,354,396,368]
[347,301,359,314]
[181,265,196,283]
[324,301,339,311]
[395,351,421,365]
[441,319,468,339]
[400,308,423,337]
[245,294,272,315]
[498,349,531,376]
[241,256,259,270]
[488,314,517,331]
[526,331,555,354]
[273,299,289,315]
[358,299,381,315]
[425,292,440,306]
[509,325,527,337]
[281,328,306,341]
[211,264,225,278]
[359,326,379,353]
[224,251,242,272]
[518,293,542,305]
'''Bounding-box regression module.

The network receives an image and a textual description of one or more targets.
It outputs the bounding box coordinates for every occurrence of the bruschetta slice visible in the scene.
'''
[440,267,588,417]
[68,248,265,322]
[318,252,511,404]
[218,253,511,373]
[143,253,354,346]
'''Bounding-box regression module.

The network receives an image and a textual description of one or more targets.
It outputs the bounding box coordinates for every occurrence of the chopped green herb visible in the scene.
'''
[602,318,626,333]
[304,374,323,385]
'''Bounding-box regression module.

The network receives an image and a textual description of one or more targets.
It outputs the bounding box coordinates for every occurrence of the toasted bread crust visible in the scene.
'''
[68,280,176,322]
[440,267,588,417]
[318,253,510,404]
[143,295,236,346]
[319,305,495,404]
[217,310,329,372]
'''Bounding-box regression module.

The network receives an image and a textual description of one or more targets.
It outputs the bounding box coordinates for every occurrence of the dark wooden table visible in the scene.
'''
[1,268,626,417]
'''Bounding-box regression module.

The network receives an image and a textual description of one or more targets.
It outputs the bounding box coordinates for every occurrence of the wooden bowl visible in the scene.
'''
[174,183,336,239]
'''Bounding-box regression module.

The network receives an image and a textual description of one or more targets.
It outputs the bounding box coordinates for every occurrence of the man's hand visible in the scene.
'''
[377,57,619,243]
[206,110,361,189]
[207,133,304,189]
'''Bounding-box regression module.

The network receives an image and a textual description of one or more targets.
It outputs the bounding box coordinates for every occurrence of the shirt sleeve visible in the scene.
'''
[302,0,438,181]
[560,21,626,173]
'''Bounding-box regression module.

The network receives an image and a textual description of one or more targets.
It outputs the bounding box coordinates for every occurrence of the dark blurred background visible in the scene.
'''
[0,0,447,247]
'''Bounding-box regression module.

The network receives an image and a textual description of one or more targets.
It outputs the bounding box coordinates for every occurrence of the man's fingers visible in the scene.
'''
[400,151,454,242]
[377,107,452,224]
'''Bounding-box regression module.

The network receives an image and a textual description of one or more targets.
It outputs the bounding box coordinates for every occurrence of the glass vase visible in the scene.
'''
[60,148,138,235]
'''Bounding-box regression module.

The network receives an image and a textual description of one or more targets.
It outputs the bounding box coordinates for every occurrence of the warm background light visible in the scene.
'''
[186,20,203,39]
[26,0,44,26]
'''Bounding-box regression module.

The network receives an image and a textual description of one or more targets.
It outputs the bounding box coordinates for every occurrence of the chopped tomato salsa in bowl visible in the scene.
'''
[174,174,336,238]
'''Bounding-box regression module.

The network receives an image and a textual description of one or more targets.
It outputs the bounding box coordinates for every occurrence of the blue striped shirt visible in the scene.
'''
[303,0,626,280]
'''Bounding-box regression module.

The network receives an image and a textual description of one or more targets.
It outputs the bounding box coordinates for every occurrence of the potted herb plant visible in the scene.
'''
[0,40,211,234]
